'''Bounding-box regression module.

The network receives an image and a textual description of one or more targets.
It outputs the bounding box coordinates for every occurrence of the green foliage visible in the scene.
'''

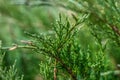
[0,0,56,79]
[26,15,118,80]
[0,41,23,80]
[0,0,120,80]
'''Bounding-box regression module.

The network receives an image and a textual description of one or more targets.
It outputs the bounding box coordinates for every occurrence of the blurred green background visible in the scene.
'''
[0,0,58,80]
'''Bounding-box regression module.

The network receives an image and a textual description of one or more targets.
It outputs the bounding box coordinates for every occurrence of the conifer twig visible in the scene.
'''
[101,70,120,76]
[1,45,36,50]
[38,48,77,80]
[109,25,120,36]
[55,57,77,80]
[89,11,120,37]
[54,59,57,80]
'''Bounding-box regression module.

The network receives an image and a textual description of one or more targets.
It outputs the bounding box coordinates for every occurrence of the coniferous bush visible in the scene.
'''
[0,0,120,80]
[26,14,118,80]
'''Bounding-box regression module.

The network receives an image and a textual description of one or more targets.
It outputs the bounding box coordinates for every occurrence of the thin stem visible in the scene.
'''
[54,59,57,80]
[38,48,77,80]
[55,57,77,80]
[1,45,36,50]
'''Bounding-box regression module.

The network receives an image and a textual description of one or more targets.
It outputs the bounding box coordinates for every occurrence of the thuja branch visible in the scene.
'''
[54,59,57,80]
[109,25,120,36]
[25,14,86,80]
[88,11,120,37]
[101,70,120,76]
[36,48,77,80]
[1,45,36,51]
[55,57,77,80]
[57,14,87,51]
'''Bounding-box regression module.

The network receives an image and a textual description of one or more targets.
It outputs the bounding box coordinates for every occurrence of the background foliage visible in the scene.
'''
[0,0,120,80]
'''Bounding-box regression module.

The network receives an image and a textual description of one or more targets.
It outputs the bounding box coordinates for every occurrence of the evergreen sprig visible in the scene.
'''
[25,14,115,80]
[0,41,23,80]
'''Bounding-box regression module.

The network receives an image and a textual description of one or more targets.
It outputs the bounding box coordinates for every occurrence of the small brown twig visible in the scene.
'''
[54,59,57,80]
[109,25,120,36]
